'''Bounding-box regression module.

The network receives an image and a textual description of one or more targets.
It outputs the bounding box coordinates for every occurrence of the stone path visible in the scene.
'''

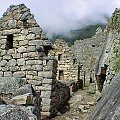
[51,86,97,120]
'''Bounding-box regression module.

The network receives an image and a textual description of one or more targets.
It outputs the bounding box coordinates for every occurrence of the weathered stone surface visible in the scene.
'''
[17,46,26,53]
[27,46,36,52]
[0,71,3,77]
[8,59,17,66]
[41,91,52,98]
[11,93,34,105]
[13,84,33,96]
[27,71,37,76]
[4,71,12,77]
[13,71,26,78]
[0,60,7,67]
[0,3,71,120]
[88,83,96,94]
[3,55,11,60]
[0,77,26,94]
[0,105,37,120]
[17,58,25,66]
[0,97,6,105]
[90,72,120,120]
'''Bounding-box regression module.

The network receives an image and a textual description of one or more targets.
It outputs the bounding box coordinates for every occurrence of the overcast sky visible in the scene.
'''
[0,0,120,37]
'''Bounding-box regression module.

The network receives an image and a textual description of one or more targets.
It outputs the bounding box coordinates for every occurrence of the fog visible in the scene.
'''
[0,0,120,38]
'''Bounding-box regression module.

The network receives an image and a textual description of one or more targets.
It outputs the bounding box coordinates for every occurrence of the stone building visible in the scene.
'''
[0,4,70,119]
[95,8,120,92]
[74,28,107,84]
[49,39,79,81]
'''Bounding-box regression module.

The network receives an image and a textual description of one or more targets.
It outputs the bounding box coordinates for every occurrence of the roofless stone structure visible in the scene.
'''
[0,4,70,119]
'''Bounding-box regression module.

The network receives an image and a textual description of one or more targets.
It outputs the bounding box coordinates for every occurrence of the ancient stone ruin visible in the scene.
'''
[49,39,78,81]
[74,27,106,84]
[0,4,70,119]
[90,8,120,120]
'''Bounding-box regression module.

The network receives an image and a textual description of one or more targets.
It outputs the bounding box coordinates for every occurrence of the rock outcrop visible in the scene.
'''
[90,72,120,120]
[90,8,120,120]
[0,105,37,120]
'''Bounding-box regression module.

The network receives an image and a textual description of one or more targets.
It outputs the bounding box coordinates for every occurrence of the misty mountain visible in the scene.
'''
[49,23,107,44]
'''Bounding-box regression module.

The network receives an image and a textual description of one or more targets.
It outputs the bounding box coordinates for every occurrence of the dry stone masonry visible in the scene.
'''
[0,4,70,120]
[90,9,120,120]
[96,8,120,92]
[49,39,79,81]
[74,28,107,84]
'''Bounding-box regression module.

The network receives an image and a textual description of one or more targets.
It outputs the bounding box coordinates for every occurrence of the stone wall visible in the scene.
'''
[96,8,120,92]
[0,4,70,119]
[74,28,107,83]
[49,39,78,81]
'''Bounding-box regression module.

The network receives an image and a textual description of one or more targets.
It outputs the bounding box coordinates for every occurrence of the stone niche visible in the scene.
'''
[0,4,70,120]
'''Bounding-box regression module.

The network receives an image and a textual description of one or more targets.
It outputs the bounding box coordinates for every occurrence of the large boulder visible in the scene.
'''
[13,84,33,96]
[90,72,120,120]
[0,105,37,120]
[0,77,26,95]
[11,93,34,105]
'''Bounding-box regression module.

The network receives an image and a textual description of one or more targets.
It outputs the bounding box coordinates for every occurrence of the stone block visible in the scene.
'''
[21,65,32,71]
[27,71,37,76]
[41,91,52,99]
[42,78,54,84]
[19,40,28,46]
[38,71,43,77]
[33,76,43,81]
[12,53,21,59]
[42,106,51,112]
[1,50,7,56]
[0,39,6,44]
[26,60,35,65]
[4,71,12,77]
[42,71,56,78]
[3,55,11,60]
[28,80,42,86]
[0,71,3,77]
[23,52,38,59]
[7,49,15,54]
[32,65,43,71]
[13,71,26,78]
[28,40,41,45]
[14,84,33,96]
[42,84,52,91]
[17,46,26,53]
[26,34,35,40]
[43,66,56,73]
[28,27,42,34]
[26,75,33,80]
[11,93,34,105]
[8,59,17,67]
[88,83,96,94]
[0,60,7,67]
[35,60,43,65]
[10,66,20,72]
[26,60,42,65]
[41,98,51,106]
[27,46,35,52]
[17,58,25,66]
[41,112,51,119]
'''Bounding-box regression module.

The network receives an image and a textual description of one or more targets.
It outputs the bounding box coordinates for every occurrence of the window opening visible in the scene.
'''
[58,54,62,61]
[59,70,64,80]
[5,34,13,50]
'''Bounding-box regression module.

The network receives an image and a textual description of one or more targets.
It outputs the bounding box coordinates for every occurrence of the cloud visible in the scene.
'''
[0,0,120,37]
